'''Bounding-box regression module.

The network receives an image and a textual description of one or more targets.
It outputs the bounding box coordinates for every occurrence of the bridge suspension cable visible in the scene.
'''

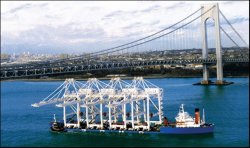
[220,26,240,48]
[44,8,203,64]
[83,8,202,55]
[1,7,212,69]
[219,10,249,48]
[81,5,215,57]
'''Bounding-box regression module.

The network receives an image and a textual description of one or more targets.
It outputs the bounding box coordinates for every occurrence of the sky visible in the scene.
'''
[1,1,249,54]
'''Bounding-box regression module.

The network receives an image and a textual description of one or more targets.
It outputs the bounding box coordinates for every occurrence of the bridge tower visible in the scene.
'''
[201,3,224,85]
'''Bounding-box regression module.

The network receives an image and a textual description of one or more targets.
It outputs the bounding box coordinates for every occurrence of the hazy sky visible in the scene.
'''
[1,1,249,54]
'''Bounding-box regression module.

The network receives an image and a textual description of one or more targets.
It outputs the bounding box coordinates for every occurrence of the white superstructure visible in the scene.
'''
[175,104,204,127]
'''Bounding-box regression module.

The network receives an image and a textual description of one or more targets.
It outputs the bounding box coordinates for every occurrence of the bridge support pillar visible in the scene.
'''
[14,70,18,77]
[213,3,224,85]
[196,3,230,85]
[201,64,209,85]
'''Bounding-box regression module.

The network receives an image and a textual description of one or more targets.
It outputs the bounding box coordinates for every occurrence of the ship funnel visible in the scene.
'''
[195,108,200,124]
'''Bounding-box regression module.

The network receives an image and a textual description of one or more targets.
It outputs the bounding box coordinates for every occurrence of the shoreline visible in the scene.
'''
[1,75,249,82]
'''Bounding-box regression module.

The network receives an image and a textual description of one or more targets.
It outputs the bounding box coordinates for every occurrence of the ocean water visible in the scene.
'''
[1,78,249,147]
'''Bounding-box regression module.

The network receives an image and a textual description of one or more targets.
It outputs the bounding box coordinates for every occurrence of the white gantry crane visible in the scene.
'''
[31,78,84,128]
[103,77,130,130]
[78,78,108,129]
[31,77,164,131]
[127,77,163,130]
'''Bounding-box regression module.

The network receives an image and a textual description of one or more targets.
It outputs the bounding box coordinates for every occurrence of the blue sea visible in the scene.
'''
[1,78,249,147]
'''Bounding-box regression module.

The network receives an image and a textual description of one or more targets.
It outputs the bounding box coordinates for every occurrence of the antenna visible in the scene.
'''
[203,108,205,124]
[54,114,57,122]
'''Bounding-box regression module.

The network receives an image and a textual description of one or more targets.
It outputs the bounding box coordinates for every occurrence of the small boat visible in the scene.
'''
[159,104,214,134]
[50,114,66,132]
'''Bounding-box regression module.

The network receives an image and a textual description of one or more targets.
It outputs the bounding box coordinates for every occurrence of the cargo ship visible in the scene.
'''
[32,77,214,134]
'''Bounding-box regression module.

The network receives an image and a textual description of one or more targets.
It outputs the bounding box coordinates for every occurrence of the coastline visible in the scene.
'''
[1,74,248,82]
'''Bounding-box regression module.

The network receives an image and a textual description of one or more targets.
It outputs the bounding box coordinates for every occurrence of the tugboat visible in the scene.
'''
[159,104,214,134]
[50,114,66,132]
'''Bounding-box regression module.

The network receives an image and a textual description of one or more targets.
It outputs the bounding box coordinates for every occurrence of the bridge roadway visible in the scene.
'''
[1,58,249,79]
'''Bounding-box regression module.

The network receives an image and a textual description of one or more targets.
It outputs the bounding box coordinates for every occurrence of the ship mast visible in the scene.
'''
[54,114,57,122]
[202,108,205,124]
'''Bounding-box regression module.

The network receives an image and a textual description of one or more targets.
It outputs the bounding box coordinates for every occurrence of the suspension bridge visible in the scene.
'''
[1,3,249,84]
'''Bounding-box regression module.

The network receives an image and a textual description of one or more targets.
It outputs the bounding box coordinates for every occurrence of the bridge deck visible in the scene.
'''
[1,58,248,79]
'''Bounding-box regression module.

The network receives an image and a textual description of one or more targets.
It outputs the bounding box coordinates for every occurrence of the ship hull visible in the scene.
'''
[159,126,214,134]
[64,128,160,134]
[53,125,214,135]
